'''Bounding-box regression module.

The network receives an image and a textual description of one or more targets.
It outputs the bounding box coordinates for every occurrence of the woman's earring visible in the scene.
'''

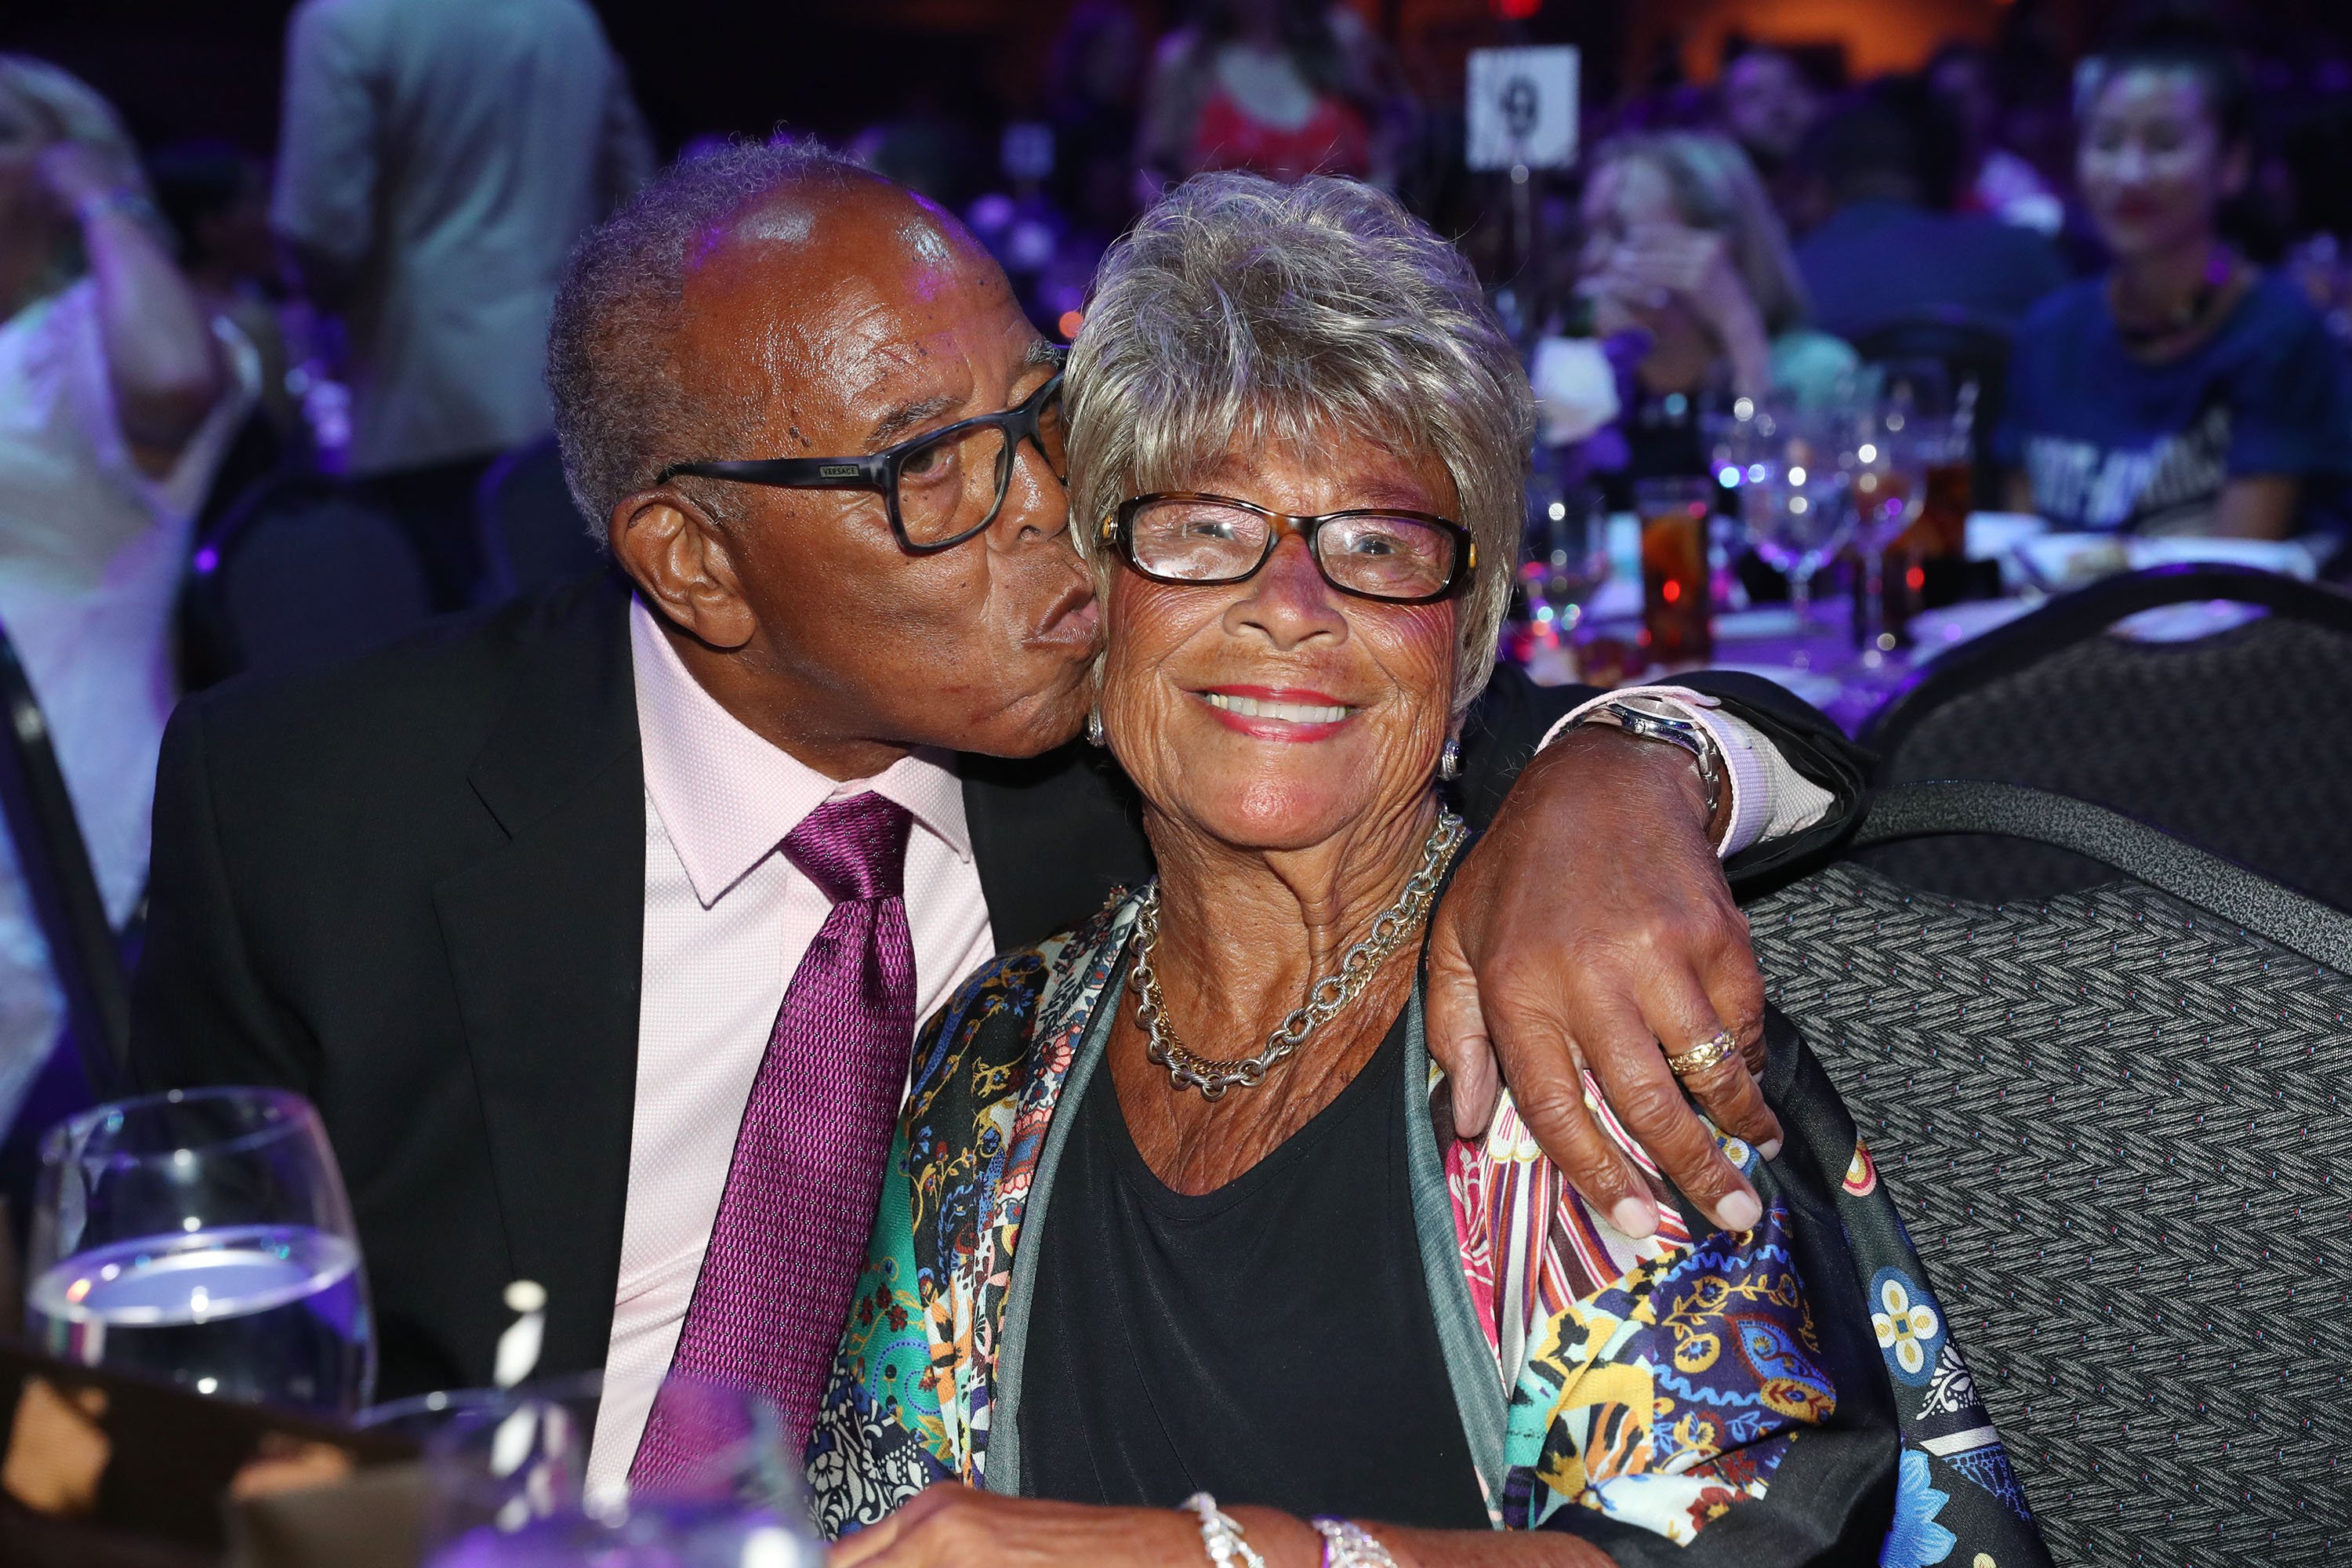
[1439,737,1461,781]
[1087,708,1107,748]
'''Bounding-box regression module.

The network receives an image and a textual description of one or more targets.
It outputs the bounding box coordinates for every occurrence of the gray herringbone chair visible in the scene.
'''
[1857,565,2352,911]
[1748,782,2352,1566]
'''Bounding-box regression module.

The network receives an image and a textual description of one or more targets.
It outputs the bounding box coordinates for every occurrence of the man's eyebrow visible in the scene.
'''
[866,346,1061,451]
[866,394,964,452]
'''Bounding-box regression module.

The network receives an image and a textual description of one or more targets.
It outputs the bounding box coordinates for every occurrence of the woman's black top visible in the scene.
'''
[1018,1007,1489,1527]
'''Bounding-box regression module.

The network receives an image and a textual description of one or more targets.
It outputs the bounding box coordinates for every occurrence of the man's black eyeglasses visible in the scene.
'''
[658,367,1068,554]
[1100,493,1477,604]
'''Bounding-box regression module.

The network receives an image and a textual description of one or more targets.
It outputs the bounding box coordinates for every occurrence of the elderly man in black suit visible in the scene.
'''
[129,140,1861,1474]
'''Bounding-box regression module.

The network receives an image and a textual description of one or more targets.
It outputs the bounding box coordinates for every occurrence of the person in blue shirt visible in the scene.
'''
[1995,24,2352,538]
[1791,82,2071,342]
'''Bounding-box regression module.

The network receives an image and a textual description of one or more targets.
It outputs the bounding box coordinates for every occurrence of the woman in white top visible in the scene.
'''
[0,56,255,1126]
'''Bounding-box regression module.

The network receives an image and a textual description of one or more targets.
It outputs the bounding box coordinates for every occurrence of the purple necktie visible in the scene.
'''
[632,792,916,1483]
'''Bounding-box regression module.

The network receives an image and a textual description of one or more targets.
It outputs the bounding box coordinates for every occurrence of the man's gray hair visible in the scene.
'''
[546,135,881,540]
[1067,172,1532,715]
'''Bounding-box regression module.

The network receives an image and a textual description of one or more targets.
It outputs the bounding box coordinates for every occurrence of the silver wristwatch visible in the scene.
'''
[1575,695,1725,823]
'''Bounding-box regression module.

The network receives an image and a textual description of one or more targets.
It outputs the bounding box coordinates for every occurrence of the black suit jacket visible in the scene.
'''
[128,570,1863,1399]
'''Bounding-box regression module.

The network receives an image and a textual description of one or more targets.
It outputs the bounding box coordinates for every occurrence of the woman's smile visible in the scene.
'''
[1192,684,1360,740]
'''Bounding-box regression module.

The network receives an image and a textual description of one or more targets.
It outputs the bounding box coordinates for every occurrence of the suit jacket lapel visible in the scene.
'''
[434,572,646,1379]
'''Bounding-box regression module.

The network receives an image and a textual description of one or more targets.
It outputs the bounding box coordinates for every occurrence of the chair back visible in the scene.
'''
[187,476,437,683]
[1858,564,2352,909]
[1748,781,2352,1566]
[0,619,126,1096]
[475,435,604,601]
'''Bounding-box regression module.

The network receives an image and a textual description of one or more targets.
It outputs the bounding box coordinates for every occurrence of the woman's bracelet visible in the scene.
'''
[1180,1493,1267,1568]
[1311,1516,1399,1568]
[74,187,160,230]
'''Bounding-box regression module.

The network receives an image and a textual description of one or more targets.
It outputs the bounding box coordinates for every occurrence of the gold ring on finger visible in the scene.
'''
[1667,1028,1742,1078]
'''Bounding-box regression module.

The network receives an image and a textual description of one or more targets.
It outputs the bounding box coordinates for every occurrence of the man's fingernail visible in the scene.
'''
[1611,1197,1659,1239]
[1757,1138,1783,1161]
[1719,1190,1762,1232]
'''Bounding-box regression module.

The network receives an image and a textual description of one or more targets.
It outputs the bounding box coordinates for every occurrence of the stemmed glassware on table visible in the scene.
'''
[1837,360,1954,688]
[1708,397,1854,641]
[25,1086,376,1415]
[1519,470,1610,680]
[412,1375,820,1567]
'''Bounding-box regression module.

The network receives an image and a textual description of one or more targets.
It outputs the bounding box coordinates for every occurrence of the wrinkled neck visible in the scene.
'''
[1141,791,1441,1044]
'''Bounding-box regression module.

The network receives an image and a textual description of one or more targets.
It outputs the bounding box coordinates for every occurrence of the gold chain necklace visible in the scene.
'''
[1127,809,1467,1099]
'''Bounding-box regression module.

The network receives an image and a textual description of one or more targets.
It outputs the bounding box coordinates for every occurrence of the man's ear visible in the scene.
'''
[607,489,758,649]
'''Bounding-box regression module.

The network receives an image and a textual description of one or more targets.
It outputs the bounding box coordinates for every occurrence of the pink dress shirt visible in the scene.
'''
[588,601,996,1490]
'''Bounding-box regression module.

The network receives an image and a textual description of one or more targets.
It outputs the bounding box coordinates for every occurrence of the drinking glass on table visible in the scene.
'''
[26,1087,376,1415]
[419,1375,818,1567]
[1719,403,1852,630]
[1520,477,1610,644]
[1633,475,1716,665]
[1839,361,1950,671]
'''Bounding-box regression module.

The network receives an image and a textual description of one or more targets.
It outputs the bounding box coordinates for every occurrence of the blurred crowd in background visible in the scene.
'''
[15,0,2352,550]
[3,0,2352,1132]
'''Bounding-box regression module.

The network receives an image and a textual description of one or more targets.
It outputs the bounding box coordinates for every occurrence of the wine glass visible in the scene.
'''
[26,1087,376,1415]
[1839,361,1951,673]
[1720,402,1852,630]
[419,1375,819,1567]
[1520,476,1610,675]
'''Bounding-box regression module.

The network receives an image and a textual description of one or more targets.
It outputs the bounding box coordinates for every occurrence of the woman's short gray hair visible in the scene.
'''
[1067,172,1531,716]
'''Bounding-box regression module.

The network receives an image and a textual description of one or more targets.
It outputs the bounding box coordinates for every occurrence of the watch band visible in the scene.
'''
[1578,695,1726,822]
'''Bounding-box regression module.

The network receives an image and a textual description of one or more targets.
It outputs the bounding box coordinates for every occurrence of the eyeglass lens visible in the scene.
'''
[894,386,1068,545]
[1126,498,1459,600]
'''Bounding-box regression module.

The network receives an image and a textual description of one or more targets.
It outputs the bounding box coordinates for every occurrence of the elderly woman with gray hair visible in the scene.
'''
[811,174,2046,1568]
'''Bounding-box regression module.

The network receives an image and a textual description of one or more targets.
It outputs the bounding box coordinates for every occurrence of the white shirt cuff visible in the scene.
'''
[1537,685,1836,858]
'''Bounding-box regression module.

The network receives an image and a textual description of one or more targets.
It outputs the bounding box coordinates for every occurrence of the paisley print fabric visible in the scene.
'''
[808,890,2052,1568]
[1498,1217,1831,1539]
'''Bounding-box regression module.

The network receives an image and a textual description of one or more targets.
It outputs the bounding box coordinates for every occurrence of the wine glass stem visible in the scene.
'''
[1859,544,1887,655]
[1790,567,1814,628]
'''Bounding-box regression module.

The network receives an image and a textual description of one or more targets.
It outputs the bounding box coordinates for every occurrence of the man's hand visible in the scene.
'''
[1427,726,1783,1238]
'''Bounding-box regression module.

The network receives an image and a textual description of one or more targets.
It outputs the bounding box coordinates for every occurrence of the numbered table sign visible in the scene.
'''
[1466,45,1580,171]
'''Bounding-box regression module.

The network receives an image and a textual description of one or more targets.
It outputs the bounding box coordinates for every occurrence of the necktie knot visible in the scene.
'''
[786,793,911,905]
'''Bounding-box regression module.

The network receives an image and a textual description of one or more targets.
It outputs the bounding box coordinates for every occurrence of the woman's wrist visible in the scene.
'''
[1310,1517,1401,1568]
[36,143,146,228]
[1205,1501,1329,1568]
[1181,1494,1267,1568]
[73,187,161,233]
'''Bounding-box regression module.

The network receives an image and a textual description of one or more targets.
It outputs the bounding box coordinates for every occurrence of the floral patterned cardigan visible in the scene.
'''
[809,892,2051,1567]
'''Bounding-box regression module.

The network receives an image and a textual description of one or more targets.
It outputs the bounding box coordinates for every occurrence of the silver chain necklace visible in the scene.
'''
[1127,809,1467,1099]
